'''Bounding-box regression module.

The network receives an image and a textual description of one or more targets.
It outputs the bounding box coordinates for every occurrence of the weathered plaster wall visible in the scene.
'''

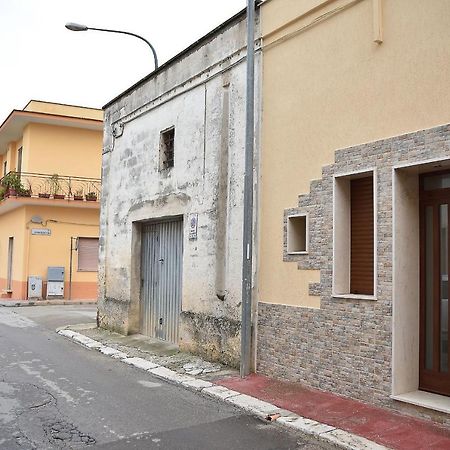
[99,13,260,366]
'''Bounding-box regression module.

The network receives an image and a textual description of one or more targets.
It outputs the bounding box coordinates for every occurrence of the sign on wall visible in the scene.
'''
[31,228,51,236]
[189,214,198,241]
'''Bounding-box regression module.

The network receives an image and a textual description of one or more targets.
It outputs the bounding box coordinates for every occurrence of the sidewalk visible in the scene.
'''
[215,374,450,450]
[57,325,450,450]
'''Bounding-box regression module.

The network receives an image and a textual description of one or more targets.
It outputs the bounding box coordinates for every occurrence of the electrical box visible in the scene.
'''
[47,266,65,299]
[47,281,64,298]
[28,276,43,299]
[47,266,65,282]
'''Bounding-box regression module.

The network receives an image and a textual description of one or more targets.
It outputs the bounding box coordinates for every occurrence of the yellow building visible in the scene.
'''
[0,100,102,301]
[257,0,450,424]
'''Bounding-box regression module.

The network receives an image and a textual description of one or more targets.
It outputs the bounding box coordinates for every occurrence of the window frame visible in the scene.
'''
[77,237,99,272]
[332,169,377,300]
[287,213,309,255]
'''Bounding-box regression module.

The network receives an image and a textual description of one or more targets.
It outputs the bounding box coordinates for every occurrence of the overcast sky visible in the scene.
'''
[0,0,245,122]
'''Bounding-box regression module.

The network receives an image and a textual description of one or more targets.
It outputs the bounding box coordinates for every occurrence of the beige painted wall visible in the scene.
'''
[0,203,99,299]
[259,0,450,306]
[24,123,102,177]
[0,207,27,282]
[25,205,99,283]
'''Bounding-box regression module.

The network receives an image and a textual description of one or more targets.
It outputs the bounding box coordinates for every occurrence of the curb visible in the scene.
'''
[56,328,389,450]
[0,300,97,307]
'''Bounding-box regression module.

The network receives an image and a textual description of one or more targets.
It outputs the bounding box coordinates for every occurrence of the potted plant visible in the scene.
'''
[18,187,32,197]
[73,189,84,201]
[18,181,32,197]
[49,174,65,199]
[85,191,97,201]
[1,172,24,197]
[0,185,6,201]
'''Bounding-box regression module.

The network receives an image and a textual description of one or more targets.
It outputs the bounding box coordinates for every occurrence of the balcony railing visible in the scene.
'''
[0,171,101,202]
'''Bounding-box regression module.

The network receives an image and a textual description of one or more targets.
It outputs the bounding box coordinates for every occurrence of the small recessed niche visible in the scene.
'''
[159,127,175,171]
[287,214,307,254]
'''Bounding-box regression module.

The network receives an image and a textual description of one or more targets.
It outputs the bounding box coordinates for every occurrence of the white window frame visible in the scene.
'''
[332,169,377,300]
[287,213,309,255]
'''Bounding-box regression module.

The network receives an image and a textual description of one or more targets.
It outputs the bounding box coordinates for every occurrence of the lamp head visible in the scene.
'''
[65,22,88,31]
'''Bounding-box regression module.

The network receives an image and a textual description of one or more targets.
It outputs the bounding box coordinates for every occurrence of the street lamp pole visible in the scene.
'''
[65,22,158,70]
[240,0,255,378]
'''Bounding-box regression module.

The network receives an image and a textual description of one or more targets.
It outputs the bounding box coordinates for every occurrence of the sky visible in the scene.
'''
[0,0,246,122]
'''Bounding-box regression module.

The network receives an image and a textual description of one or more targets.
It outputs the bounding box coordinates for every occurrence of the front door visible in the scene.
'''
[420,172,450,396]
[140,218,183,343]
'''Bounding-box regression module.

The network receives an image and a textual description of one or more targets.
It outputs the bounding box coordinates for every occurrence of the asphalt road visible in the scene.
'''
[0,305,327,449]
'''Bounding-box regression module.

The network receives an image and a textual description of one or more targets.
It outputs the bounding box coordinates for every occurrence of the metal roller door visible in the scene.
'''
[140,218,183,343]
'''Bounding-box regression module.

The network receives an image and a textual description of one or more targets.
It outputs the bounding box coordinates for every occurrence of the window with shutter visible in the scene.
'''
[350,176,374,295]
[77,237,99,272]
[333,171,376,298]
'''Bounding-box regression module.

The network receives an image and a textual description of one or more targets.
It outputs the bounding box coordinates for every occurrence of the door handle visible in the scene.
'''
[159,258,164,262]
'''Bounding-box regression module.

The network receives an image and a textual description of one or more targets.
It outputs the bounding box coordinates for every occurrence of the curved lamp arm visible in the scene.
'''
[65,23,158,70]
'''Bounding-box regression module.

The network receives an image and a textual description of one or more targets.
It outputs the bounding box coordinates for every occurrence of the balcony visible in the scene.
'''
[0,172,101,202]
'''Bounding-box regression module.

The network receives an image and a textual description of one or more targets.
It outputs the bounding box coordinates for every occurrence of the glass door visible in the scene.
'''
[420,172,450,396]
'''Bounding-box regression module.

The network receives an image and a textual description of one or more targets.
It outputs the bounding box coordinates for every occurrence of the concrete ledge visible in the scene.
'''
[391,390,450,415]
[99,346,128,359]
[122,357,159,371]
[226,393,281,418]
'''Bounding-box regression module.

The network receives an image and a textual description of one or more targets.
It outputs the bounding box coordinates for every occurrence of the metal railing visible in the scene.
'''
[0,171,101,202]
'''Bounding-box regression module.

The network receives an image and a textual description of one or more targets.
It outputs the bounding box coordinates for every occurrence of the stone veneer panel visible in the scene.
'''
[258,124,450,426]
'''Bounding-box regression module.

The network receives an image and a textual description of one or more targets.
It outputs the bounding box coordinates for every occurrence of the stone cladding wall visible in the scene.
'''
[257,124,450,426]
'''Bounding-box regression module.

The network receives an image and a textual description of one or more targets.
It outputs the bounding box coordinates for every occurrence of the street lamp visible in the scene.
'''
[65,22,158,70]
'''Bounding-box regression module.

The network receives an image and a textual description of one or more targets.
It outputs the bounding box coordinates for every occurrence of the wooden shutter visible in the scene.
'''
[78,238,99,272]
[350,176,374,295]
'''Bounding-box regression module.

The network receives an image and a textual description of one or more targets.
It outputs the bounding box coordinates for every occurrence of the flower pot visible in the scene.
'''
[73,195,84,201]
[39,193,50,198]
[85,196,97,202]
[53,194,65,200]
[6,188,17,197]
[19,191,31,197]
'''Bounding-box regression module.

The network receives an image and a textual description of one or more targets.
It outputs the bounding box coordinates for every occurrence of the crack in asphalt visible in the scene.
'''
[1,380,96,449]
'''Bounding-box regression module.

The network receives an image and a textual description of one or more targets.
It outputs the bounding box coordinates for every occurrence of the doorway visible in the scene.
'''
[140,218,183,343]
[420,171,450,396]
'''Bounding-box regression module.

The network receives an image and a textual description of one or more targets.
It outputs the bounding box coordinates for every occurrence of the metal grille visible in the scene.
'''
[159,128,175,170]
[141,218,183,343]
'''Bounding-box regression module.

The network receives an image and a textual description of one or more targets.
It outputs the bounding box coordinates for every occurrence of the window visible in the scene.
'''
[350,176,374,295]
[77,237,99,272]
[159,127,175,170]
[333,171,375,297]
[287,214,308,254]
[17,147,22,174]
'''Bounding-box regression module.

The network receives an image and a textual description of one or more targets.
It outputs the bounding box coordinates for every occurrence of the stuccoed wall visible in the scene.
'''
[98,12,260,367]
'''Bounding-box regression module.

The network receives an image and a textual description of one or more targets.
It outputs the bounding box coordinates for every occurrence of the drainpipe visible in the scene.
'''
[69,237,77,300]
[240,0,255,378]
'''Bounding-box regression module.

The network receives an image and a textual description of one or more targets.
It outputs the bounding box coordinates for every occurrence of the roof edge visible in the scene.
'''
[23,99,102,112]
[103,6,252,110]
[0,110,103,136]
